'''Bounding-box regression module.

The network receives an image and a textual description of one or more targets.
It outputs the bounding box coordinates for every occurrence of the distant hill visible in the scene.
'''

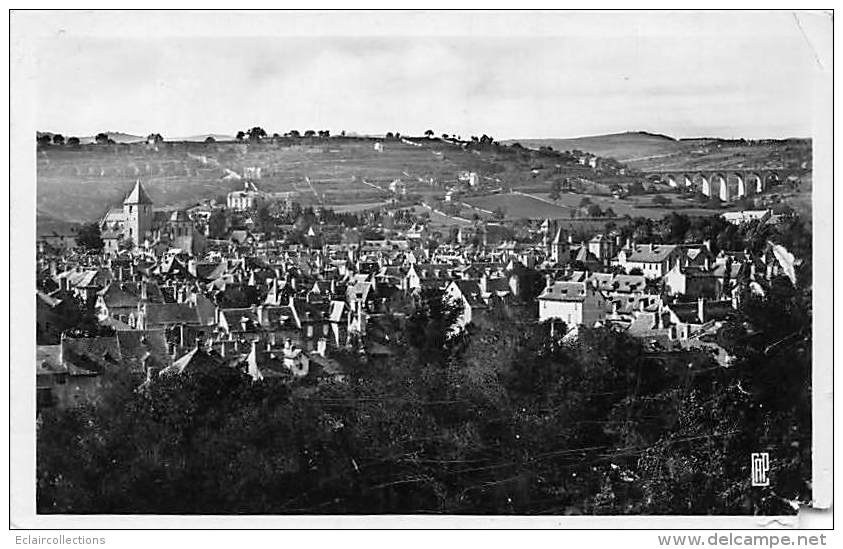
[38,131,147,145]
[170,133,236,142]
[503,131,686,162]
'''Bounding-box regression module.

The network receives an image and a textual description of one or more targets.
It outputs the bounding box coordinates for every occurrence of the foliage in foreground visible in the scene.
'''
[38,279,810,515]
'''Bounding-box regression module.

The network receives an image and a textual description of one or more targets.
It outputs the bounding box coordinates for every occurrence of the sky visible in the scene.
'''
[24,10,832,140]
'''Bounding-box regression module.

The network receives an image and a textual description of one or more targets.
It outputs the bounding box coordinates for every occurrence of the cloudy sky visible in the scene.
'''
[24,10,831,140]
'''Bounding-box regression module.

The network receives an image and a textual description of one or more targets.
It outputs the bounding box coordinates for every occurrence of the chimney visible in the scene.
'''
[544,273,553,289]
[626,237,631,250]
[697,297,705,324]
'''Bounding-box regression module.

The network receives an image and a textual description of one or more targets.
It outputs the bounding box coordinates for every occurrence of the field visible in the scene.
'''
[462,190,734,222]
[463,193,572,219]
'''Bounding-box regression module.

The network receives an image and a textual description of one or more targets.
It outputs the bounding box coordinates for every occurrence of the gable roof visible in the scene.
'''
[538,281,599,302]
[623,244,680,263]
[450,280,486,308]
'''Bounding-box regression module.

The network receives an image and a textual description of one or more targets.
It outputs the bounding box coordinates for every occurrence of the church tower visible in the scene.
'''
[123,179,153,245]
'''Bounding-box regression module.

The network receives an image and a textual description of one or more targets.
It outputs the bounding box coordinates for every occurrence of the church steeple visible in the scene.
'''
[124,179,153,205]
[122,179,153,245]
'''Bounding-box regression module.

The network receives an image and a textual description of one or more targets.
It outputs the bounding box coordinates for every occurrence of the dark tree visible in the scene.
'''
[37,134,52,146]
[147,133,164,144]
[304,130,316,138]
[206,209,227,239]
[52,134,65,145]
[76,223,104,251]
[204,136,216,144]
[235,130,246,142]
[549,179,562,200]
[246,127,267,142]
[424,129,434,138]
[66,137,81,146]
[95,133,110,145]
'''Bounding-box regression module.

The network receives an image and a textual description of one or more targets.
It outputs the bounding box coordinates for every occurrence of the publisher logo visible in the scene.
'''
[751,452,770,486]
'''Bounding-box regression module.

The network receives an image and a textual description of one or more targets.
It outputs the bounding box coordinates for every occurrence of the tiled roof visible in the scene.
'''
[452,280,486,308]
[159,348,223,376]
[143,303,201,326]
[623,244,679,263]
[116,329,170,372]
[538,281,589,302]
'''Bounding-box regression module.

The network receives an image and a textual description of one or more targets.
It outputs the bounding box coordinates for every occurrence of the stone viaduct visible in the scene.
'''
[639,168,803,202]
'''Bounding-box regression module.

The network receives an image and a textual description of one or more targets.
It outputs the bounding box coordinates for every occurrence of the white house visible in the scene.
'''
[613,243,684,279]
[537,281,606,328]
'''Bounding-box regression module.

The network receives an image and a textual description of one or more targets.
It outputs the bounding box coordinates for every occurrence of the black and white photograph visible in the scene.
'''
[9,9,834,533]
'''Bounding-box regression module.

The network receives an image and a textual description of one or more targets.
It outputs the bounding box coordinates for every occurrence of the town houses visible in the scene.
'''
[35,179,802,412]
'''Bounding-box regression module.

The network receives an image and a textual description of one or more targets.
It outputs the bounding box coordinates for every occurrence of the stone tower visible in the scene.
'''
[123,179,153,245]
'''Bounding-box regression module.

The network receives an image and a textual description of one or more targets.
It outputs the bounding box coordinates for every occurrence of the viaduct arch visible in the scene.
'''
[641,168,800,202]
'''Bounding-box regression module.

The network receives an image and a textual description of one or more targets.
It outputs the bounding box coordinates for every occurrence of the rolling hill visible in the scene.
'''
[504,132,811,172]
[37,137,589,223]
[503,132,686,162]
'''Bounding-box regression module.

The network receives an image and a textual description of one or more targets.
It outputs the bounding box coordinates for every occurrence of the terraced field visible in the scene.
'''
[36,138,504,223]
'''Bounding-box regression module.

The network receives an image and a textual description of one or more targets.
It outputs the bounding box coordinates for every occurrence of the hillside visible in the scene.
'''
[36,210,81,236]
[171,133,237,142]
[504,132,685,162]
[504,132,811,173]
[35,133,811,226]
[37,136,617,223]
